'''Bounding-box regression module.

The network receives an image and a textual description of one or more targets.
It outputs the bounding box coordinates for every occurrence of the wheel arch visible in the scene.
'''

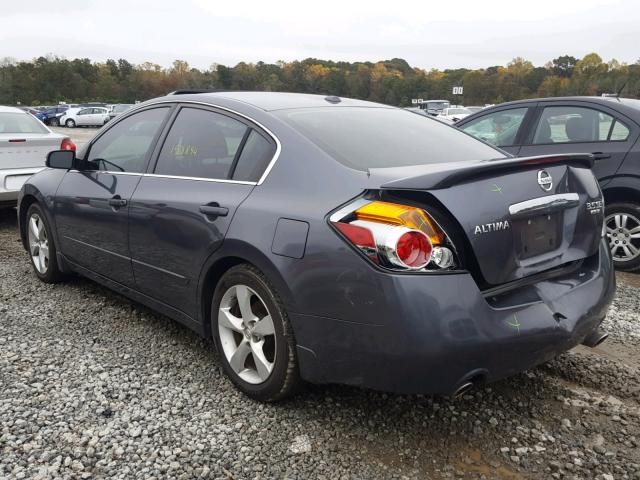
[18,194,39,250]
[602,185,640,207]
[197,240,296,340]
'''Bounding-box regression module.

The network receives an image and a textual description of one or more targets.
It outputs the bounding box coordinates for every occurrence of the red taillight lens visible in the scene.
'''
[334,222,374,248]
[334,222,378,262]
[331,200,458,271]
[60,138,76,152]
[395,230,432,268]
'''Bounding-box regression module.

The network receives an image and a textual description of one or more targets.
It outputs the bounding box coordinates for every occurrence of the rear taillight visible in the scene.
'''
[60,138,76,152]
[331,200,459,272]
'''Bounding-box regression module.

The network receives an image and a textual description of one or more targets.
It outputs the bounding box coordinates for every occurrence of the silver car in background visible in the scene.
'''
[108,103,134,120]
[0,106,75,207]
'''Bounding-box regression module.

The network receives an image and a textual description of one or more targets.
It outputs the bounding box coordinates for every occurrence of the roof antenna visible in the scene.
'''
[616,80,627,98]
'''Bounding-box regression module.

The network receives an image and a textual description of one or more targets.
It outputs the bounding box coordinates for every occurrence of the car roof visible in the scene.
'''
[471,96,640,123]
[0,106,28,114]
[154,91,388,112]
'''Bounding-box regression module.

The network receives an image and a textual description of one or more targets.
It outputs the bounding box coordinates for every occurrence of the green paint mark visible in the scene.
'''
[507,314,521,335]
[491,184,503,194]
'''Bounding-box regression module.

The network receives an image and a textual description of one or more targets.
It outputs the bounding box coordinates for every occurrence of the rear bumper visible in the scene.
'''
[292,239,615,395]
[0,167,44,203]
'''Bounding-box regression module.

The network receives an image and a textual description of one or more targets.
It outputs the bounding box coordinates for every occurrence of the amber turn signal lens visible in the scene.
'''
[354,201,445,245]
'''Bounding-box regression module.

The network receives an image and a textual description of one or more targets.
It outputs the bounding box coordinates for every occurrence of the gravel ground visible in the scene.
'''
[1,208,639,480]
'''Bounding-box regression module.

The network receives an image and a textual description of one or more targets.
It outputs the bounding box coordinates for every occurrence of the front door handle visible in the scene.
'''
[592,152,611,160]
[199,204,229,218]
[108,196,127,208]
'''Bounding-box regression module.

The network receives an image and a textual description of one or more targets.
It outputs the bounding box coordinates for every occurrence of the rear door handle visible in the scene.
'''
[592,152,611,160]
[108,196,128,208]
[199,204,229,218]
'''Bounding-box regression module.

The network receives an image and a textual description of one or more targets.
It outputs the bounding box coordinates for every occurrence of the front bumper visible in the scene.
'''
[292,239,615,395]
[0,167,44,204]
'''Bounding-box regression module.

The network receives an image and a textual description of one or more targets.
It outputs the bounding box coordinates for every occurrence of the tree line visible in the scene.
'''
[1,53,639,108]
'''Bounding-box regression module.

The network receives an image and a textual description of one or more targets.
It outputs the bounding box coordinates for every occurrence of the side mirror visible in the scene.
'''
[46,150,76,170]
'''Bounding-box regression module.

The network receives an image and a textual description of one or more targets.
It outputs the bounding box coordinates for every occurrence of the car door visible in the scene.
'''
[88,108,103,125]
[94,108,108,125]
[75,108,91,126]
[457,105,535,155]
[54,106,172,286]
[128,105,277,318]
[518,102,638,184]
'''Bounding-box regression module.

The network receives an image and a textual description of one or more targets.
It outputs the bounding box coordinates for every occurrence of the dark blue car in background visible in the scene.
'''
[458,96,640,271]
[18,92,614,401]
[36,105,70,126]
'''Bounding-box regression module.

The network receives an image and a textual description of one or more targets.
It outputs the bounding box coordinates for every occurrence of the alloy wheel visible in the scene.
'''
[28,213,49,274]
[218,284,276,384]
[606,212,640,262]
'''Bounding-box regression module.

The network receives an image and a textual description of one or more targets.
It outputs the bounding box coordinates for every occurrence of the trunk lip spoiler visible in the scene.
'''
[378,154,595,191]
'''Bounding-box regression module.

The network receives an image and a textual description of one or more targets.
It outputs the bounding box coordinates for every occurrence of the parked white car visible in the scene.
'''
[60,107,110,128]
[438,107,473,123]
[0,106,75,207]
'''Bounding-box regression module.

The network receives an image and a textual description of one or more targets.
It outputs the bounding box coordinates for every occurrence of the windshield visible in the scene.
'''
[0,113,49,134]
[114,104,133,112]
[426,101,449,110]
[275,107,503,171]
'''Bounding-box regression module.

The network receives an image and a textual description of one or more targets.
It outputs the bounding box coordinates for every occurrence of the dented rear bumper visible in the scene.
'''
[292,239,615,395]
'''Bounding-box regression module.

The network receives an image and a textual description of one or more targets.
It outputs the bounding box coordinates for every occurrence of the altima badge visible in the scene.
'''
[474,220,510,235]
[537,170,553,192]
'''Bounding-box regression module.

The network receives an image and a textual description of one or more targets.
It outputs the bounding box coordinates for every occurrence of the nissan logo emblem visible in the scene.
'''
[537,170,553,192]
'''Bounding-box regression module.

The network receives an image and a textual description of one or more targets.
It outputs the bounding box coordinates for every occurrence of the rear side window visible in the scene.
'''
[155,108,247,180]
[87,107,169,173]
[610,120,630,141]
[459,108,528,147]
[232,130,276,182]
[275,107,503,171]
[0,113,48,134]
[532,106,630,144]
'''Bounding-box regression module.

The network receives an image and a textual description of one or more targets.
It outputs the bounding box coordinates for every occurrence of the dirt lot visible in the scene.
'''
[0,205,639,479]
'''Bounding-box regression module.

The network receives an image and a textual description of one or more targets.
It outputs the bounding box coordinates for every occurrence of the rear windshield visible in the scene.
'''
[275,107,504,170]
[0,112,49,134]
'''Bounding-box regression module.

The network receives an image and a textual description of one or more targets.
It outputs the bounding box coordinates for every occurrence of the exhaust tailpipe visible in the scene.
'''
[453,382,474,398]
[582,328,609,348]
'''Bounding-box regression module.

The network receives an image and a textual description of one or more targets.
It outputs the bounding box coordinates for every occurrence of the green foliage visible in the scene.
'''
[1,53,639,107]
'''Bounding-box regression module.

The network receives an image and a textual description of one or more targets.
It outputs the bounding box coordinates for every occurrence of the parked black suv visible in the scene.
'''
[457,96,640,271]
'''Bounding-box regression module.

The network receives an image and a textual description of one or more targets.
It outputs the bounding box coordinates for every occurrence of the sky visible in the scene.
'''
[1,0,639,70]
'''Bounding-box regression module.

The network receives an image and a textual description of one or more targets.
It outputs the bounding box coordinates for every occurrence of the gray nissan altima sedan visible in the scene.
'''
[17,91,615,401]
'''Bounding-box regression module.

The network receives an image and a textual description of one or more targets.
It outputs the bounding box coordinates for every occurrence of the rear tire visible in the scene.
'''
[50,118,59,127]
[211,264,300,402]
[65,119,75,128]
[26,203,66,283]
[605,202,640,272]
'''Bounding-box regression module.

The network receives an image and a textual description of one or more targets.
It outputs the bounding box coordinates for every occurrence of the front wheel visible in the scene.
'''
[65,119,76,128]
[49,118,59,127]
[605,202,640,272]
[26,204,66,283]
[211,264,300,401]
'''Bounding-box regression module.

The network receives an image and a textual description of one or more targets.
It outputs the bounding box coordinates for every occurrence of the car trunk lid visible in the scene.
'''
[371,154,604,285]
[0,133,63,169]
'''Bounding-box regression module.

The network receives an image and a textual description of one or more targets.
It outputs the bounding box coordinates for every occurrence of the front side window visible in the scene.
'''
[532,106,629,144]
[155,108,247,180]
[459,108,528,147]
[86,107,169,173]
[78,109,91,116]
